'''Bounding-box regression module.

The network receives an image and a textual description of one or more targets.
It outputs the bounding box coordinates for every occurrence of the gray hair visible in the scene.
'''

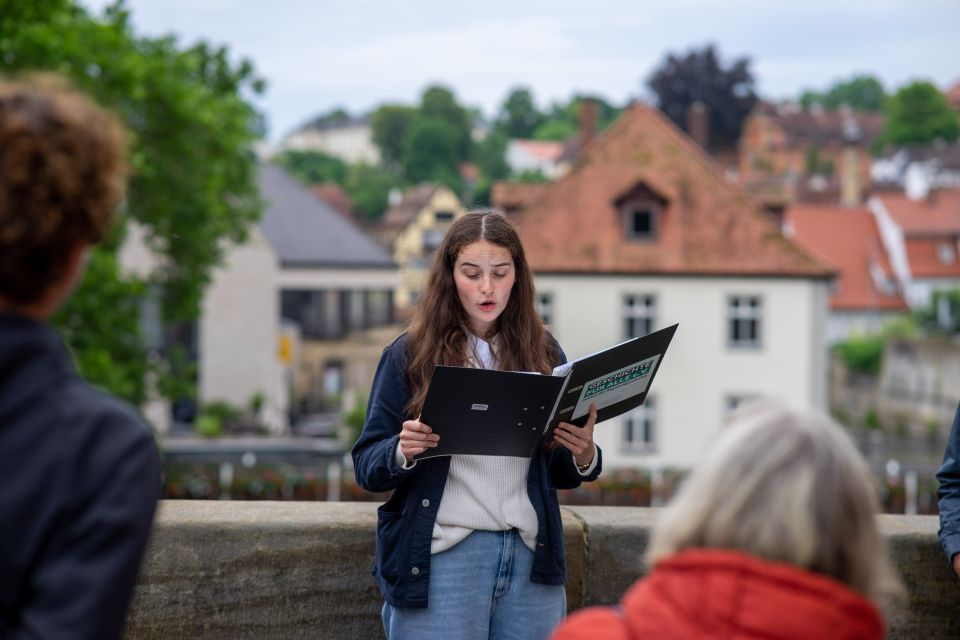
[645,400,902,607]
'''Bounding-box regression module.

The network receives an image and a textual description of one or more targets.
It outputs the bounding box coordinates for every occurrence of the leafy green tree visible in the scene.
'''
[1,0,264,405]
[882,81,960,147]
[474,129,510,182]
[275,150,348,185]
[419,84,473,161]
[532,95,621,141]
[344,163,399,222]
[402,117,463,191]
[646,44,757,151]
[800,75,886,112]
[371,104,417,175]
[498,87,545,138]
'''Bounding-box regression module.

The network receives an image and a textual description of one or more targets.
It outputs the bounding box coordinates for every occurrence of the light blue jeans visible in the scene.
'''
[381,529,566,640]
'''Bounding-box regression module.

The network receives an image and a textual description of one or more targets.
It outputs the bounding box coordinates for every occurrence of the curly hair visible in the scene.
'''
[0,74,128,305]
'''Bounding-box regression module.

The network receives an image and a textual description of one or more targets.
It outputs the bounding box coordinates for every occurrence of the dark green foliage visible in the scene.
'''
[498,87,545,138]
[882,81,960,147]
[800,74,886,111]
[833,335,885,376]
[2,0,264,405]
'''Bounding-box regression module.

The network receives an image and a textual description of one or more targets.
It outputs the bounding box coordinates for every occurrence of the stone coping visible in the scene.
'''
[125,501,959,639]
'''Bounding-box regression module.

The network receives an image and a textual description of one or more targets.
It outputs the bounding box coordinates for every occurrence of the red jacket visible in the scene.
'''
[552,548,884,640]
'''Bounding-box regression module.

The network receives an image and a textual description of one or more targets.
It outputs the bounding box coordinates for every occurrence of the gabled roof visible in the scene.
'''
[874,189,960,235]
[380,184,439,232]
[512,104,833,277]
[258,164,393,268]
[785,205,908,311]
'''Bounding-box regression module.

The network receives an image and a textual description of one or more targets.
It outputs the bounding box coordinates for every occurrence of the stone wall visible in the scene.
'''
[126,501,960,639]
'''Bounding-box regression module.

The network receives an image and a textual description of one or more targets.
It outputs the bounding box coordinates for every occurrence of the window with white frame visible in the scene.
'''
[536,292,554,326]
[623,396,656,453]
[623,205,658,241]
[727,296,762,348]
[623,294,655,339]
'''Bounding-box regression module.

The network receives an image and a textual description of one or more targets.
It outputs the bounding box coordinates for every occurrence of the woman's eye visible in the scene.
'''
[493,272,507,279]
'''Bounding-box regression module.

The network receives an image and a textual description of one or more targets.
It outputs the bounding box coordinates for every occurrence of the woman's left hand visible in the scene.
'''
[553,401,597,468]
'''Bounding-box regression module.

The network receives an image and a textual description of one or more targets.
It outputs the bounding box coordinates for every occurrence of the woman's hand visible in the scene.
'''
[553,402,597,468]
[398,416,439,462]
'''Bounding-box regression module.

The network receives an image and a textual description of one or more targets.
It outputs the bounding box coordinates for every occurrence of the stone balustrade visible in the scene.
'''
[126,501,959,639]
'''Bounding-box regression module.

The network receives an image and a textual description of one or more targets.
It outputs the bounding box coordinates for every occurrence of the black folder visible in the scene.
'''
[415,323,678,460]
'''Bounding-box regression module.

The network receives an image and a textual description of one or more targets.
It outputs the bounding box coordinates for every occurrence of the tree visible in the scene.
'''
[419,84,473,161]
[371,104,417,175]
[882,81,960,147]
[1,0,264,405]
[532,95,621,141]
[498,87,545,138]
[646,44,757,151]
[344,163,400,222]
[800,74,886,111]
[275,150,348,185]
[402,118,462,191]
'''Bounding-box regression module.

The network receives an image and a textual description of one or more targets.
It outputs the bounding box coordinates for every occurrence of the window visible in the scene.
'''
[624,294,655,339]
[536,292,554,326]
[281,288,394,339]
[625,207,656,240]
[727,296,762,348]
[623,397,656,453]
[937,242,956,265]
[435,210,455,222]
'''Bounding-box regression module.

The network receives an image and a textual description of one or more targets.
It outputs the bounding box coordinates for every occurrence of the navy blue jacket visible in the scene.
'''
[351,333,602,608]
[0,313,161,639]
[937,401,960,565]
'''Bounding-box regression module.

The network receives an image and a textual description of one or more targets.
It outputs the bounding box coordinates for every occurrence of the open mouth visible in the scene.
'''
[478,301,496,312]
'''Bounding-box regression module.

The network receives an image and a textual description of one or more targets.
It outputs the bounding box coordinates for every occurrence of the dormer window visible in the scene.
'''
[626,207,656,239]
[615,181,667,243]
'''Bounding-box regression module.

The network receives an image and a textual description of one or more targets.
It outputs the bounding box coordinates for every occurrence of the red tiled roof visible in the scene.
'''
[380,184,437,231]
[785,205,908,311]
[874,189,960,235]
[491,181,551,214]
[512,104,834,277]
[511,139,565,161]
[905,237,960,278]
[947,81,960,111]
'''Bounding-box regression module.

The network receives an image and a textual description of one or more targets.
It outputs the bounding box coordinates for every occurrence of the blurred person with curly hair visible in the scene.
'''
[0,74,160,640]
[551,401,903,640]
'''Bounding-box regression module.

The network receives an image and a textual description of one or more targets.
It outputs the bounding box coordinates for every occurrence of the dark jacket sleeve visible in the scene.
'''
[352,336,417,493]
[15,398,161,640]
[937,401,960,565]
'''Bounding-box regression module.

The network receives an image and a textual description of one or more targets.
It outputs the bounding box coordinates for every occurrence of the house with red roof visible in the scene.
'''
[868,186,960,309]
[508,104,835,468]
[784,205,908,342]
[505,139,566,179]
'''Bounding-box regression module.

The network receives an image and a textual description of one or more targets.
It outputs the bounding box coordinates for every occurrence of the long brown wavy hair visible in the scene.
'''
[404,210,558,418]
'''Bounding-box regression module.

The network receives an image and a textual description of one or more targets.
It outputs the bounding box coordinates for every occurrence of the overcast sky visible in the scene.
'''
[80,0,960,142]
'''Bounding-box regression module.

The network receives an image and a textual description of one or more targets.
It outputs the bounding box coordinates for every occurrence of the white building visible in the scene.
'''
[280,116,380,165]
[121,164,398,433]
[512,104,834,469]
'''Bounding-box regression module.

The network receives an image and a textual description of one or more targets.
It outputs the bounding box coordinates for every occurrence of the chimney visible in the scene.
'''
[686,101,709,151]
[578,97,597,150]
[840,111,862,207]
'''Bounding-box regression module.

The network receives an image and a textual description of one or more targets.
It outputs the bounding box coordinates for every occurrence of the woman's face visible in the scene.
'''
[453,240,516,337]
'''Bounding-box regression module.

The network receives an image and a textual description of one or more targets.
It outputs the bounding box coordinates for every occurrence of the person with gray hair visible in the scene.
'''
[551,401,902,640]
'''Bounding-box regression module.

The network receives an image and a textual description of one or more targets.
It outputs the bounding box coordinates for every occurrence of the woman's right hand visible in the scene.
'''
[398,416,439,462]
